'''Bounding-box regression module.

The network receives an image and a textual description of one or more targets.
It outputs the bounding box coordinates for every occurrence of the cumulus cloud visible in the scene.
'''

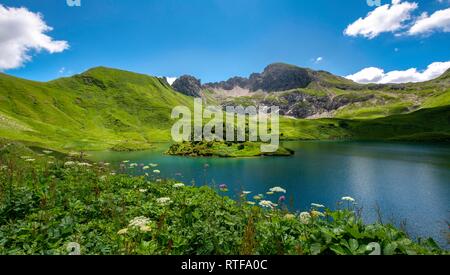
[344,0,418,39]
[408,8,450,35]
[314,57,323,63]
[346,61,450,84]
[0,5,69,70]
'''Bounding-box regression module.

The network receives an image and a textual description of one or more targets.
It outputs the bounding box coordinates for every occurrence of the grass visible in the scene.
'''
[0,141,446,255]
[0,67,193,152]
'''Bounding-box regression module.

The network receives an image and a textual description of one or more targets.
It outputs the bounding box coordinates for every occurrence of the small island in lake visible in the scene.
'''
[167,141,294,157]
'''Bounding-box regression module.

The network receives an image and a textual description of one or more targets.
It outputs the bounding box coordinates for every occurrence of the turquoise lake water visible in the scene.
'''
[89,141,450,248]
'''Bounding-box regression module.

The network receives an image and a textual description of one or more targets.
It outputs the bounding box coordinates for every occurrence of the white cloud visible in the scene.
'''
[346,61,450,84]
[315,57,323,63]
[408,8,450,35]
[0,5,69,71]
[344,0,418,39]
[165,77,177,85]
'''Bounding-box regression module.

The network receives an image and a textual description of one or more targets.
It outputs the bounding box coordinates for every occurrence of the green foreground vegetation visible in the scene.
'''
[0,141,446,255]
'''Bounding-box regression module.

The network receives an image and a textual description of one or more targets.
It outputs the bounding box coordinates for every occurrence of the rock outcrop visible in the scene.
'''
[172,75,202,97]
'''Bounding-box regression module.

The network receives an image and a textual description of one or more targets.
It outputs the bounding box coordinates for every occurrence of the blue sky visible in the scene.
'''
[0,0,449,83]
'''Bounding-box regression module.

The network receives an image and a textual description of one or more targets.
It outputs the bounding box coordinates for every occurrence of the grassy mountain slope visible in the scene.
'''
[0,67,193,151]
[0,66,449,152]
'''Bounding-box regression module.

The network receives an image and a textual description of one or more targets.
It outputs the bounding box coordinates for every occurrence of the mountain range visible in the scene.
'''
[0,63,449,152]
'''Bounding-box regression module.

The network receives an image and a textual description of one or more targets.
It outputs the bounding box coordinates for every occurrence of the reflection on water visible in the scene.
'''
[89,141,450,248]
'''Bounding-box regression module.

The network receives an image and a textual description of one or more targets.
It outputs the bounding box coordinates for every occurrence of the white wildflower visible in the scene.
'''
[64,161,76,166]
[139,189,147,193]
[342,196,355,202]
[153,170,161,174]
[299,212,311,224]
[311,210,325,218]
[77,162,92,167]
[259,200,278,209]
[149,163,158,167]
[311,203,325,208]
[43,150,53,155]
[25,158,35,162]
[143,166,150,170]
[129,216,150,228]
[269,187,286,193]
[156,197,172,206]
[173,183,185,188]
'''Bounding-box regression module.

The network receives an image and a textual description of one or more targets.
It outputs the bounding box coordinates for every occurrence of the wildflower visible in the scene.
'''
[139,225,152,232]
[266,191,274,195]
[110,172,116,176]
[173,183,185,188]
[130,163,138,168]
[47,161,55,164]
[242,191,252,195]
[99,175,107,181]
[0,165,7,170]
[43,150,53,154]
[278,195,286,203]
[143,166,150,170]
[156,179,162,182]
[219,184,228,192]
[145,173,149,177]
[311,210,325,218]
[259,200,278,209]
[342,196,355,202]
[128,216,152,232]
[246,201,256,205]
[122,160,130,163]
[253,195,263,201]
[156,197,172,206]
[25,158,35,162]
[77,162,92,167]
[269,187,286,193]
[139,189,147,193]
[104,162,111,166]
[311,203,325,208]
[117,228,128,235]
[20,156,31,159]
[149,163,158,167]
[299,212,311,224]
[153,169,161,174]
[64,161,76,166]
[284,214,296,220]
[129,216,150,227]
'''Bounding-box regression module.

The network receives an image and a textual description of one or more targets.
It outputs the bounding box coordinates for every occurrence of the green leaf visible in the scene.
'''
[310,243,322,255]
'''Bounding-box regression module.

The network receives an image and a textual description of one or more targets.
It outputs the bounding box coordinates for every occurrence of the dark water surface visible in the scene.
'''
[89,141,450,248]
